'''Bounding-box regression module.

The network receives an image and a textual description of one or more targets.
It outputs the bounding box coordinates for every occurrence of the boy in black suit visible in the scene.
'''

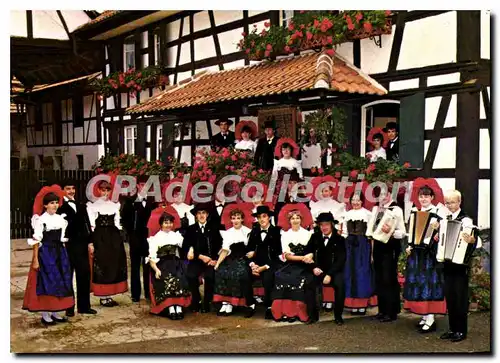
[384,121,399,163]
[211,119,235,150]
[254,119,280,171]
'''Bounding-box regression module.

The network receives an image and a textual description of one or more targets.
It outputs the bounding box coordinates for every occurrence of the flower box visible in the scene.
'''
[347,18,393,40]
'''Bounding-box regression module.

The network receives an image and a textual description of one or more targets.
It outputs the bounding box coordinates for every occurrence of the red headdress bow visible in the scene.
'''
[92,172,119,200]
[311,175,339,202]
[235,120,258,140]
[147,205,181,237]
[32,184,65,216]
[367,127,389,149]
[274,138,300,158]
[410,177,444,209]
[277,203,313,231]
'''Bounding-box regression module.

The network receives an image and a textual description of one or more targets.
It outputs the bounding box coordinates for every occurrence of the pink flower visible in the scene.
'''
[251,171,257,176]
[300,24,305,30]
[284,46,291,52]
[264,50,271,57]
[266,44,272,51]
[300,10,305,13]
[403,162,411,168]
[242,32,247,36]
[306,31,313,40]
[288,22,295,31]
[363,22,373,32]
[326,48,335,56]
[177,172,183,178]
[334,172,341,178]
[346,16,355,31]
[318,168,324,174]
[245,49,251,54]
[350,170,359,179]
[366,164,376,174]
[326,36,333,44]
[385,10,392,16]
[313,19,320,28]
[260,29,267,36]
[355,12,363,23]
[231,155,238,161]
[264,21,270,28]
[96,167,103,173]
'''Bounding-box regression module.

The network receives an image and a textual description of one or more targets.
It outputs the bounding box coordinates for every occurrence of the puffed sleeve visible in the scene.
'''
[272,158,279,177]
[86,202,96,231]
[379,148,387,160]
[220,230,232,255]
[173,231,184,247]
[59,214,69,243]
[280,231,292,262]
[28,215,43,246]
[392,206,407,239]
[339,212,348,238]
[295,159,303,179]
[145,234,158,264]
[114,202,122,230]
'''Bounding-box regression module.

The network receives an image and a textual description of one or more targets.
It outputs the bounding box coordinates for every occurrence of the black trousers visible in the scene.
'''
[256,267,276,308]
[317,273,345,319]
[187,263,215,310]
[373,238,401,318]
[444,262,470,334]
[129,238,150,300]
[65,241,91,313]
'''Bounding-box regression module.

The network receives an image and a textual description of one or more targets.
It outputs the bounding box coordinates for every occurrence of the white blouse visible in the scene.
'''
[310,198,346,221]
[235,139,257,153]
[339,208,372,238]
[28,212,68,246]
[220,225,251,255]
[280,227,313,258]
[172,203,195,226]
[368,204,406,239]
[367,147,387,162]
[301,143,322,169]
[146,230,184,264]
[86,198,122,230]
[272,157,303,179]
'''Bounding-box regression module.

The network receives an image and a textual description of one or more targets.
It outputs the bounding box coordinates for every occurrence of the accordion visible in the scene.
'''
[407,210,441,247]
[366,207,398,243]
[436,219,475,265]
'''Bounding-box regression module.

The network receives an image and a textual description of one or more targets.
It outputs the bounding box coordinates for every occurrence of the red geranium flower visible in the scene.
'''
[366,164,376,174]
[355,12,363,23]
[264,50,271,57]
[318,168,324,174]
[385,10,392,16]
[326,48,335,56]
[266,44,272,50]
[264,21,270,28]
[350,170,359,179]
[242,32,247,36]
[313,19,320,28]
[284,46,291,52]
[403,162,411,168]
[306,31,313,40]
[346,16,355,31]
[363,22,373,32]
[288,22,295,31]
[334,172,341,178]
[245,49,251,54]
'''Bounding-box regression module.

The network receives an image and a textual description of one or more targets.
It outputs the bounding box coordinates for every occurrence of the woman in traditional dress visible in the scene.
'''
[272,138,303,182]
[340,193,376,315]
[234,120,258,154]
[22,185,74,326]
[271,207,316,324]
[310,176,346,222]
[366,129,387,162]
[87,180,128,307]
[403,183,448,333]
[147,211,192,320]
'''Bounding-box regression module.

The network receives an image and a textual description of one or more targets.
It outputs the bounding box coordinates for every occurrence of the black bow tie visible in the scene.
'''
[261,229,268,234]
[216,204,224,208]
[323,236,330,241]
[67,200,76,204]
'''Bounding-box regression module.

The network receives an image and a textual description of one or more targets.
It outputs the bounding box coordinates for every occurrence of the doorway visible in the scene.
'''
[360,100,400,156]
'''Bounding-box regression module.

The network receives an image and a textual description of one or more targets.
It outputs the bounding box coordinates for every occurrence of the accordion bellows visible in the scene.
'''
[408,211,440,246]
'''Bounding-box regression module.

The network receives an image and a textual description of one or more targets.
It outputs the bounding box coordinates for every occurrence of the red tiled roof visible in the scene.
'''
[126,52,387,115]
[75,10,122,31]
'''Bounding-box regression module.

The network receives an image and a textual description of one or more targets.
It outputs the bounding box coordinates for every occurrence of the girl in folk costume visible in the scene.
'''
[366,128,388,163]
[213,207,256,318]
[87,180,128,307]
[271,205,316,324]
[23,185,74,326]
[339,193,376,315]
[146,209,191,320]
[301,128,322,177]
[272,138,303,181]
[166,181,195,235]
[310,176,346,222]
[403,181,448,333]
[234,120,258,154]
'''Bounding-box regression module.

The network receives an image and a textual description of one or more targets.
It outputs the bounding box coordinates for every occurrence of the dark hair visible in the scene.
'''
[373,133,384,143]
[43,192,59,206]
[241,126,252,134]
[230,208,245,219]
[350,192,365,205]
[61,179,76,188]
[385,122,399,132]
[418,185,435,197]
[159,213,175,226]
[98,180,112,190]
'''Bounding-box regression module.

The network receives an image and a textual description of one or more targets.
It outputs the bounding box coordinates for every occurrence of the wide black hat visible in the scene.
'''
[252,205,275,217]
[315,212,338,224]
[215,118,234,126]
[190,202,212,216]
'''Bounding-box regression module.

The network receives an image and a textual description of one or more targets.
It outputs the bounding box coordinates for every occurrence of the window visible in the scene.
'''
[282,10,294,26]
[34,104,43,131]
[72,97,84,128]
[157,125,163,160]
[77,154,84,170]
[124,37,135,71]
[154,32,161,65]
[125,126,137,154]
[54,155,63,170]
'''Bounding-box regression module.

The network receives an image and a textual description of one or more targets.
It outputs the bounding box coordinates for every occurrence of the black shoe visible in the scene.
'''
[190,306,200,313]
[52,315,69,323]
[451,332,467,342]
[200,307,210,314]
[110,299,119,307]
[244,307,256,318]
[324,305,333,312]
[178,312,184,320]
[66,309,75,317]
[372,313,384,320]
[41,318,56,326]
[287,317,297,323]
[440,331,455,340]
[418,322,436,334]
[305,318,318,325]
[131,297,140,303]
[265,309,274,320]
[167,313,175,320]
[78,308,97,315]
[379,315,396,323]
[334,317,344,325]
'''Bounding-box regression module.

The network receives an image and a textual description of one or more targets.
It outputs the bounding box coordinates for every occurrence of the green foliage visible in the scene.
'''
[92,153,169,179]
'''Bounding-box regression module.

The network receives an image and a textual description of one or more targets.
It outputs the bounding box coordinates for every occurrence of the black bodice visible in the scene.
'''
[347,220,368,235]
[42,227,62,244]
[229,242,248,258]
[289,243,307,256]
[96,213,115,227]
[157,244,179,260]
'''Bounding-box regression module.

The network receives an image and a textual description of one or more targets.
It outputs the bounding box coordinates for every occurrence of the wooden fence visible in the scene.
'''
[10,170,95,239]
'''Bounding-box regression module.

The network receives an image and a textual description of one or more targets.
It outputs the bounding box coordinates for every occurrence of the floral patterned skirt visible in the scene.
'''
[213,256,253,307]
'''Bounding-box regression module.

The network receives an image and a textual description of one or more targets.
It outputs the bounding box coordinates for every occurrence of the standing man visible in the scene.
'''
[58,179,97,316]
[254,119,280,172]
[384,121,399,163]
[211,118,235,150]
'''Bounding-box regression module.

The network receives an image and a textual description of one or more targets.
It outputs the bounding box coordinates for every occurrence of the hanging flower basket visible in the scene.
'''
[347,17,393,40]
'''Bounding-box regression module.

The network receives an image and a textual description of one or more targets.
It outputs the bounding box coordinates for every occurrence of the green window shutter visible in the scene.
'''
[399,92,425,169]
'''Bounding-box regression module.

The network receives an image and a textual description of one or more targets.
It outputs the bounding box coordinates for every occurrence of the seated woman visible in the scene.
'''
[234,120,258,154]
[147,211,192,320]
[366,132,387,163]
[213,208,255,318]
[272,138,303,182]
[310,177,346,222]
[271,208,317,324]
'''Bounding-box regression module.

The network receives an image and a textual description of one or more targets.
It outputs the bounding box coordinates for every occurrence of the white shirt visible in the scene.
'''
[301,143,322,169]
[220,225,251,256]
[86,198,122,231]
[367,147,387,162]
[272,157,303,179]
[339,208,372,238]
[64,196,77,212]
[322,233,332,246]
[172,203,195,225]
[28,212,68,246]
[388,137,398,149]
[235,139,257,153]
[280,227,313,261]
[146,230,184,263]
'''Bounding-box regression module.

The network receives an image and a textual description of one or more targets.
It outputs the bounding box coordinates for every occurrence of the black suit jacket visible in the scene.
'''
[58,199,92,244]
[386,137,399,162]
[254,136,280,171]
[248,224,282,268]
[211,131,235,150]
[184,223,223,263]
[206,200,236,230]
[121,197,158,255]
[309,231,346,276]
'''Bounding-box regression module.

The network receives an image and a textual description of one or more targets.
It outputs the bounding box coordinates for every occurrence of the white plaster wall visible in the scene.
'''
[481,10,490,59]
[434,178,455,196]
[389,78,419,92]
[427,73,460,87]
[477,179,490,228]
[360,30,394,74]
[28,145,101,170]
[425,94,457,130]
[479,129,490,170]
[335,42,354,65]
[398,12,457,70]
[432,137,456,169]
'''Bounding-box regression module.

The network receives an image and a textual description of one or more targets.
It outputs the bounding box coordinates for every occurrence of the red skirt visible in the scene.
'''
[403,300,447,315]
[22,268,75,312]
[149,274,192,314]
[322,286,377,308]
[89,253,128,297]
[271,299,309,322]
[253,287,265,297]
[213,294,248,307]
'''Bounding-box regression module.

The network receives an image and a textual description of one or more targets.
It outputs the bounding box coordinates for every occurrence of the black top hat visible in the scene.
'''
[315,212,338,224]
[215,118,234,126]
[252,205,275,217]
[263,119,278,129]
[190,202,212,216]
[383,121,399,132]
